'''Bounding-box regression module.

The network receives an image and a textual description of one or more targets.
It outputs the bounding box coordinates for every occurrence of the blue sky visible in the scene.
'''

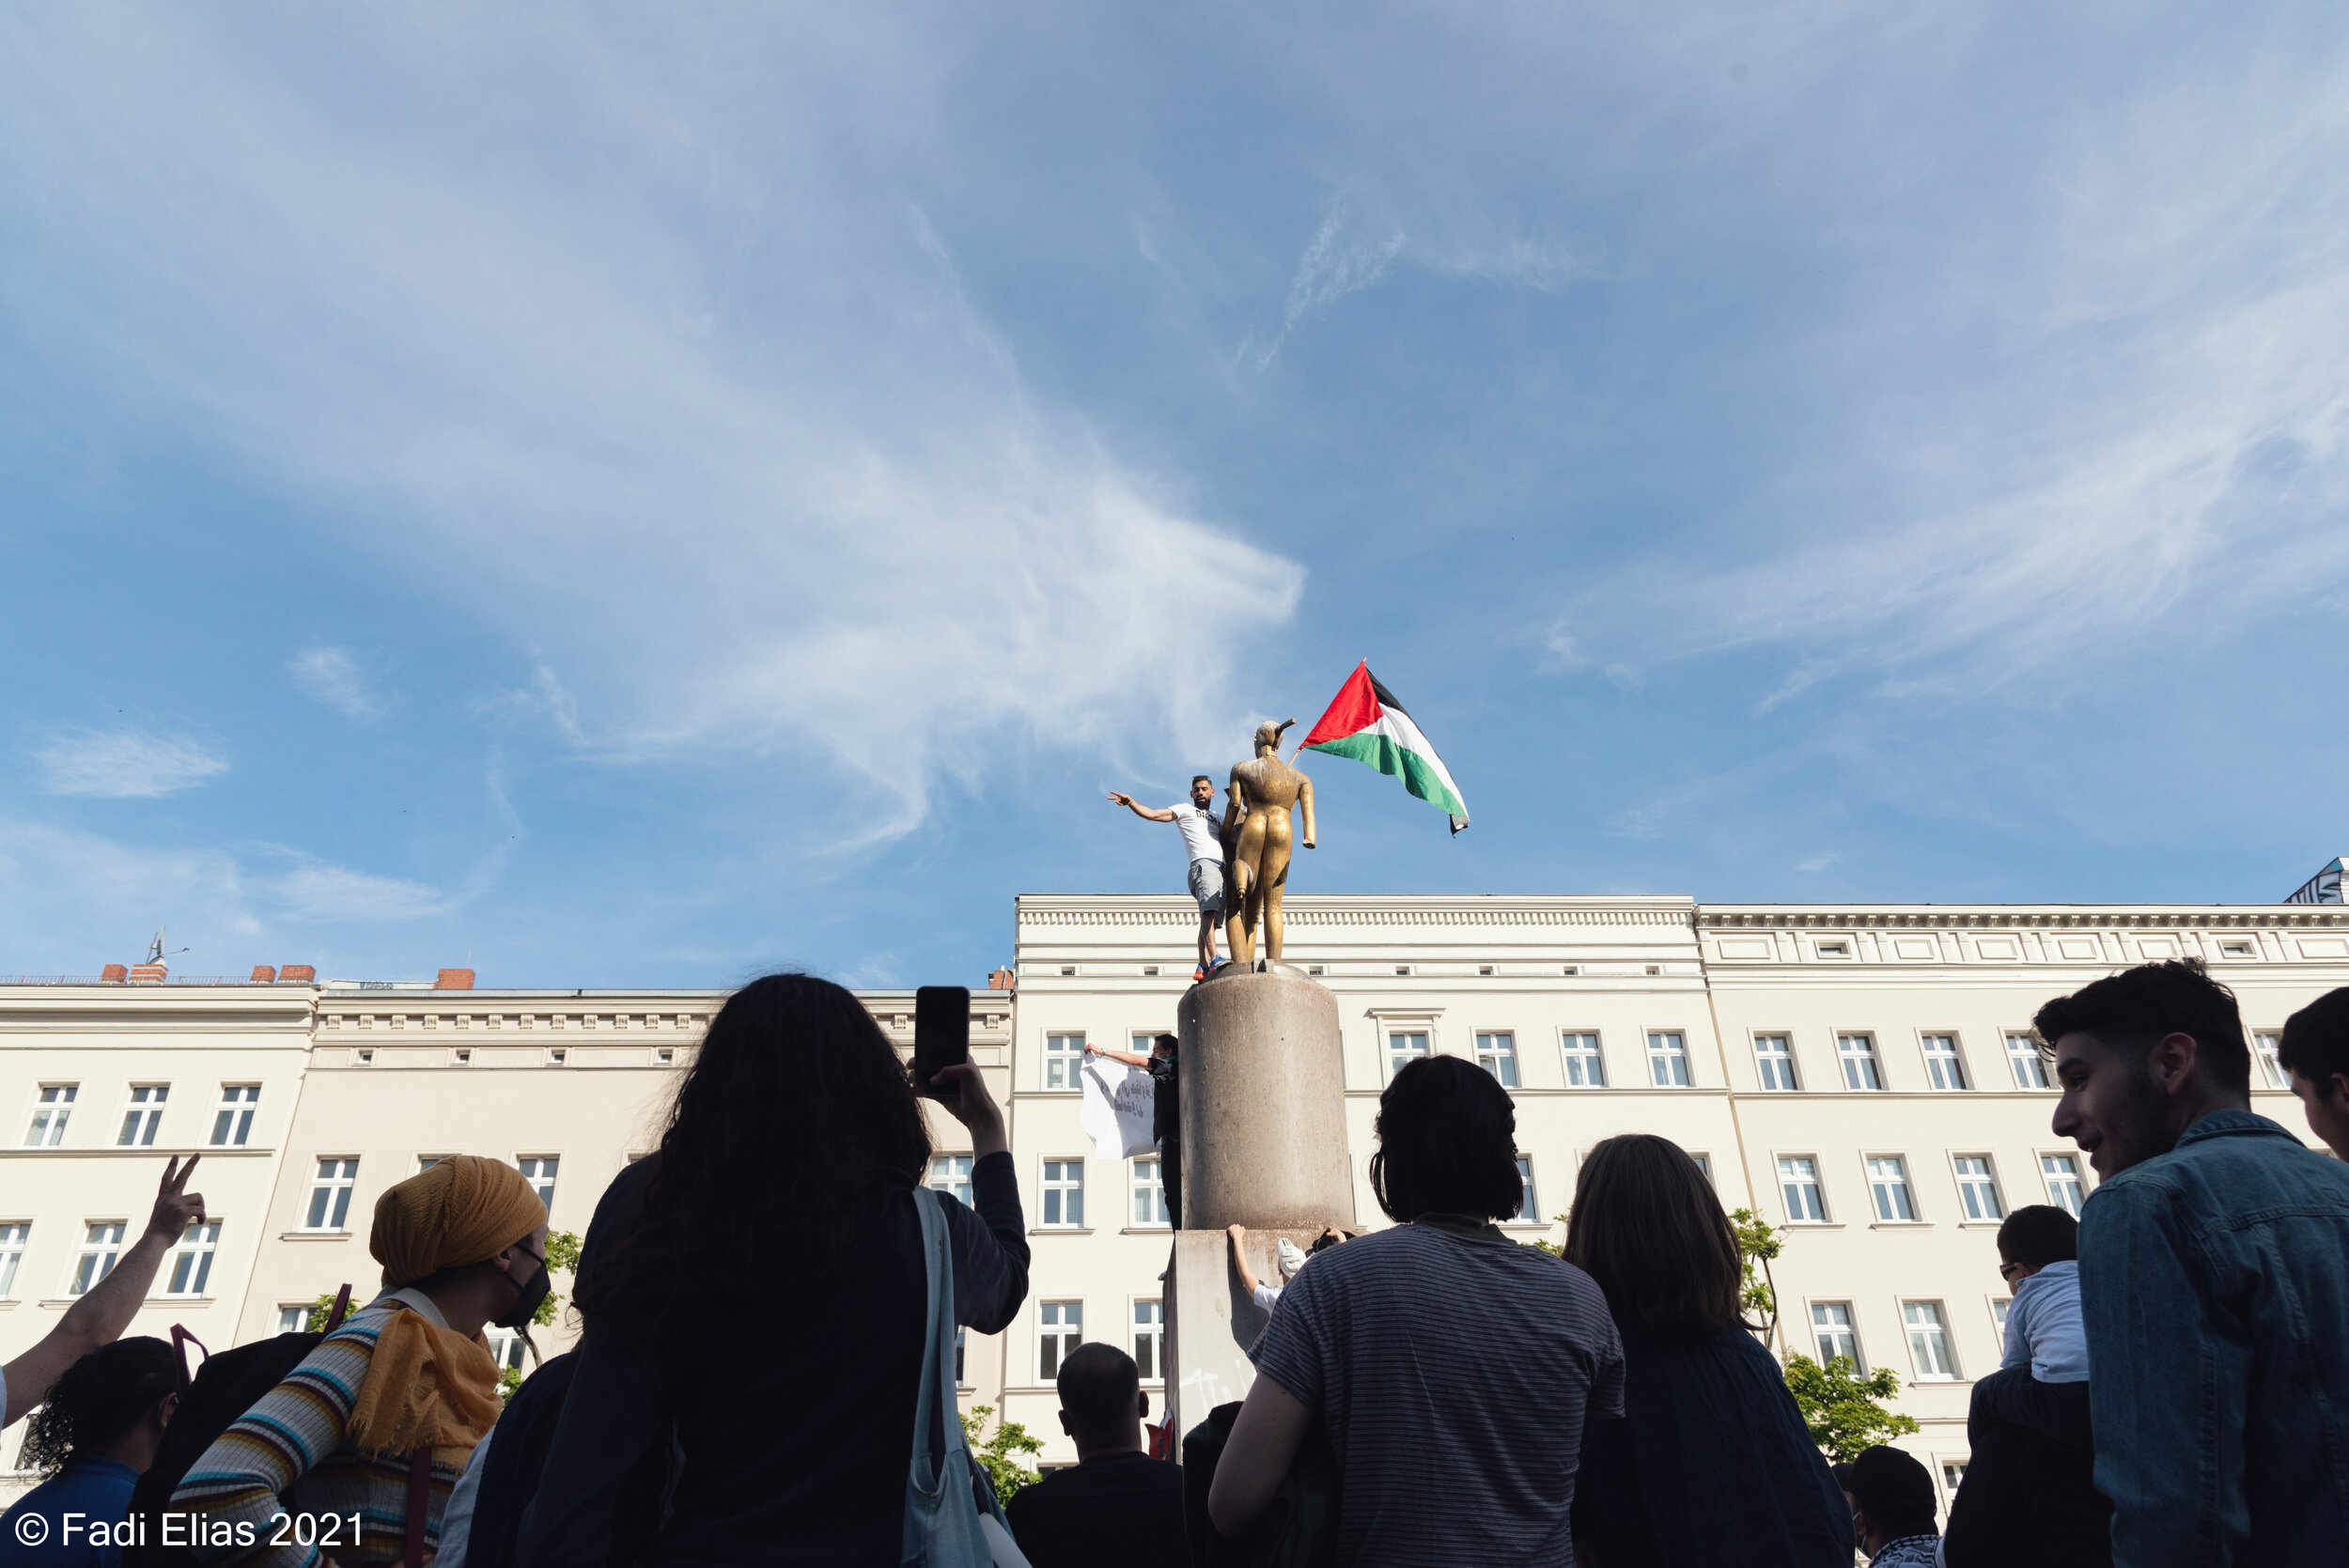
[5,3,2348,986]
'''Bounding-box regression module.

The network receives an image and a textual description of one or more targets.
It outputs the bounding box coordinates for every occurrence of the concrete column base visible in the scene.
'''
[1164,1225,1323,1456]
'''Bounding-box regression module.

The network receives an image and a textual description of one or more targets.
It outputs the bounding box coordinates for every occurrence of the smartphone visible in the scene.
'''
[912,986,971,1091]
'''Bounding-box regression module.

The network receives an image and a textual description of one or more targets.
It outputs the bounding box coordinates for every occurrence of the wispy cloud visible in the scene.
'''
[288,645,380,717]
[263,857,444,922]
[36,729,228,798]
[1797,851,1839,874]
[0,10,1304,844]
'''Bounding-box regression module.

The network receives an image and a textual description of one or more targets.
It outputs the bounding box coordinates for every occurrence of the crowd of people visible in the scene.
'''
[6,959,2349,1567]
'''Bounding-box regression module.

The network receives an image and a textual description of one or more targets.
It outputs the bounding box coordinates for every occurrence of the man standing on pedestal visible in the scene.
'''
[1109,777,1226,981]
[1089,1034,1181,1228]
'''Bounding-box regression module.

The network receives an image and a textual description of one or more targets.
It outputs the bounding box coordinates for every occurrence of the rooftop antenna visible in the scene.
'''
[147,927,191,965]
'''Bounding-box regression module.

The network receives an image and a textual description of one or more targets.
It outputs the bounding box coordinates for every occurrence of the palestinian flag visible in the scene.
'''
[1300,662,1470,833]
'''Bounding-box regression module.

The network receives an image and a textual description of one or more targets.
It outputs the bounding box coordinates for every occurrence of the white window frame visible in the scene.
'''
[24,1084,77,1147]
[1779,1156,1828,1223]
[1646,1031,1692,1088]
[1040,1158,1086,1229]
[927,1153,974,1206]
[1130,1156,1169,1228]
[1866,1156,1919,1222]
[0,1221,28,1299]
[117,1084,170,1147]
[518,1156,559,1208]
[2039,1153,2087,1218]
[1560,1031,1608,1088]
[1132,1298,1165,1385]
[70,1221,127,1296]
[1475,1031,1519,1088]
[305,1157,360,1231]
[1920,1033,1969,1092]
[1043,1032,1085,1092]
[2253,1032,2286,1090]
[1810,1300,1863,1371]
[1989,1297,2012,1339]
[2007,1032,2050,1090]
[1837,1033,1884,1091]
[1386,1028,1432,1079]
[1753,1033,1798,1092]
[1689,1152,1714,1184]
[1903,1299,1961,1379]
[1512,1155,1540,1223]
[166,1219,223,1296]
[1037,1300,1083,1380]
[485,1325,532,1378]
[277,1304,311,1335]
[210,1084,261,1148]
[1952,1155,2004,1222]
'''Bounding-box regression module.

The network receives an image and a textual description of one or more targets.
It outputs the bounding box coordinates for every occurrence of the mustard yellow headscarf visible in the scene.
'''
[347,1156,548,1458]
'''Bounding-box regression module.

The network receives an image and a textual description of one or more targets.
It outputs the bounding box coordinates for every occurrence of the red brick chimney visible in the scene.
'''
[128,961,167,983]
[435,968,475,990]
[101,963,128,983]
[987,967,1017,992]
[279,964,316,984]
[251,965,278,983]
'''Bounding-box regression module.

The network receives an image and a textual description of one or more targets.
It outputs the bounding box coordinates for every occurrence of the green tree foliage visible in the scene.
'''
[1727,1208,1783,1343]
[303,1228,585,1398]
[1781,1354,1921,1463]
[960,1404,1045,1507]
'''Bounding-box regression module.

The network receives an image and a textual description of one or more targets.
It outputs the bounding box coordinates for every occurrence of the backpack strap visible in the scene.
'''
[405,1445,433,1567]
[169,1324,211,1392]
[323,1283,353,1333]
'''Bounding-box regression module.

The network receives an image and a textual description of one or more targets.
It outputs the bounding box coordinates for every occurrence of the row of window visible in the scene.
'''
[302,1156,560,1230]
[931,1151,1555,1231]
[1032,1298,1166,1384]
[1777,1151,2088,1226]
[1037,1025,2295,1095]
[0,1219,223,1301]
[1809,1297,2004,1382]
[22,1083,263,1150]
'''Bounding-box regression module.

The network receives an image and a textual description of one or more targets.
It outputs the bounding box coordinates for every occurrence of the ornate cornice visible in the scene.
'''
[1698,906,2345,931]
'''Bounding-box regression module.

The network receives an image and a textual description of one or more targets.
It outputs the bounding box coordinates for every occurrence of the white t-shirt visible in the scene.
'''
[1170,801,1224,864]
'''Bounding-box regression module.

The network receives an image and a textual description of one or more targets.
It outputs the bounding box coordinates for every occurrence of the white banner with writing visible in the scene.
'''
[1081,1059,1159,1160]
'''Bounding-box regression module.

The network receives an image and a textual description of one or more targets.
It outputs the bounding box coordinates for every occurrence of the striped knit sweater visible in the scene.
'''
[171,1305,471,1568]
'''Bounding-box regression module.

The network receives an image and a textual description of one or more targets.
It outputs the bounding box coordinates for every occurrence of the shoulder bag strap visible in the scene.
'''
[405,1445,433,1567]
[909,1186,955,1484]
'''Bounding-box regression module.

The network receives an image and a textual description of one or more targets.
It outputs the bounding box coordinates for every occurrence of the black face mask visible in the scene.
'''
[491,1248,550,1330]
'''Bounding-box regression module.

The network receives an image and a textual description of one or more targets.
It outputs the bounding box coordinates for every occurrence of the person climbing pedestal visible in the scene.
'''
[1164,961,1354,1449]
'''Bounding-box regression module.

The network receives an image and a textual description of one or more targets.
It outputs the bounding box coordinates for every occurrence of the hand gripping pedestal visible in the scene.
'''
[1165,963,1354,1451]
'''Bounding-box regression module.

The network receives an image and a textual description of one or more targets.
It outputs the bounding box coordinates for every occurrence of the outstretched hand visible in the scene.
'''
[1107,791,1135,808]
[144,1155,206,1245]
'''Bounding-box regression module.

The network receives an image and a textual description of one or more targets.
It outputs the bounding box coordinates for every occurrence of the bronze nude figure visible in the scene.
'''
[1221,719,1315,966]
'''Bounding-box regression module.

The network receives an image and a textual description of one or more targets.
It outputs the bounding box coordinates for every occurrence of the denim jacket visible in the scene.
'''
[2077,1110,2349,1566]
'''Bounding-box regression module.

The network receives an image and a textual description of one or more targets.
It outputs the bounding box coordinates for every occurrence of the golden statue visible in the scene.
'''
[1221,719,1316,966]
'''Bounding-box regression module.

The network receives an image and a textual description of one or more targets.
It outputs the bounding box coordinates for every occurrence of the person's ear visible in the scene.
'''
[2150,1032,2201,1095]
[157,1391,179,1429]
[1139,1390,1151,1421]
[2326,1071,2349,1110]
[1058,1411,1073,1437]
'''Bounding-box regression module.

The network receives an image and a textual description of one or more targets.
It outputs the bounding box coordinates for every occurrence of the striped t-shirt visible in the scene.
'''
[171,1302,470,1568]
[1248,1220,1625,1568]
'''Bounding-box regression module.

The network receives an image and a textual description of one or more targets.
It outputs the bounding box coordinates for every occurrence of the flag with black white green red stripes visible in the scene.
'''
[1299,661,1469,834]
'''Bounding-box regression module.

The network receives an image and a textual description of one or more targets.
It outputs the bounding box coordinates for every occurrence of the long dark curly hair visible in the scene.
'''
[14,1336,177,1476]
[576,972,932,1327]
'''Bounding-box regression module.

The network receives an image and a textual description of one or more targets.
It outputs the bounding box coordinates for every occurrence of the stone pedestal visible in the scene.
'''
[1165,964,1353,1449]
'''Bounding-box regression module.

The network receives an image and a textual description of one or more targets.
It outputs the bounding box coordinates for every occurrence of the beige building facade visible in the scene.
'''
[7,894,2345,1505]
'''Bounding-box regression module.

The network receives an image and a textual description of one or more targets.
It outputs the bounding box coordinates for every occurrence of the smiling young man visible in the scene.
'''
[2039,959,2349,1566]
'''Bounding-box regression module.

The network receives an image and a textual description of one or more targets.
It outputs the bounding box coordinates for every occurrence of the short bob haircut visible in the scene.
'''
[1369,1055,1525,1224]
[1564,1134,1744,1337]
[2280,986,2349,1089]
[1996,1204,2078,1270]
[2031,959,2250,1094]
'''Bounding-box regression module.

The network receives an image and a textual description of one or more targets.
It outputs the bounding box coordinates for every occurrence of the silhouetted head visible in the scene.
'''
[578,972,930,1324]
[2280,986,2349,1158]
[1565,1134,1744,1337]
[1370,1055,1524,1223]
[1055,1342,1146,1455]
[17,1337,178,1477]
[1997,1204,2078,1285]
